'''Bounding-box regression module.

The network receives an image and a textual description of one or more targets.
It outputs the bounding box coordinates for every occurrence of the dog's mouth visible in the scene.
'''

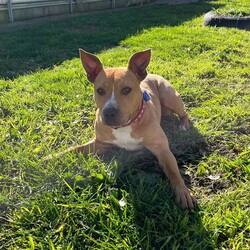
[102,114,131,128]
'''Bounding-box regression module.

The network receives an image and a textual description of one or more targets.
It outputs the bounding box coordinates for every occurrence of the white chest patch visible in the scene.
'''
[106,126,143,151]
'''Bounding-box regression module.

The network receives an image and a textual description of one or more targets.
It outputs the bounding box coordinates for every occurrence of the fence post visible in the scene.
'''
[69,0,73,13]
[7,0,14,22]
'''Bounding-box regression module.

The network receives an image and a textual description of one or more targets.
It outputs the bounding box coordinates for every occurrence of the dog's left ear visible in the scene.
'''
[79,49,103,83]
[128,49,151,81]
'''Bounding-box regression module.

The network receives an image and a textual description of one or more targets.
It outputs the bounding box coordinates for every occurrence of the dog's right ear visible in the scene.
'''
[79,49,103,83]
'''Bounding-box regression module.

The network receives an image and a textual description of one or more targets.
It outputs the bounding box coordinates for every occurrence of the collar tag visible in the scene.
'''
[143,91,150,102]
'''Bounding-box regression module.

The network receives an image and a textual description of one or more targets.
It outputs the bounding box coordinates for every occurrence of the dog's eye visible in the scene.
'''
[121,87,132,95]
[96,88,105,96]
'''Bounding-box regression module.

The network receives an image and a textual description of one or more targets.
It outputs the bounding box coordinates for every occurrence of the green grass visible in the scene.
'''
[211,0,250,17]
[0,0,250,249]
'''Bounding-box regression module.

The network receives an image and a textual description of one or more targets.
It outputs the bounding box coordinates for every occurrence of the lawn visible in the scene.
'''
[212,0,250,17]
[0,0,250,249]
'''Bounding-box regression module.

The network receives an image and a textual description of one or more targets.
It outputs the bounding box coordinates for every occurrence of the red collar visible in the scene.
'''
[112,98,146,129]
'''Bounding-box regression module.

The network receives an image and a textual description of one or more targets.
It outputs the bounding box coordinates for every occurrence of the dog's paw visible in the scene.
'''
[175,185,196,209]
[179,124,189,131]
[179,114,190,131]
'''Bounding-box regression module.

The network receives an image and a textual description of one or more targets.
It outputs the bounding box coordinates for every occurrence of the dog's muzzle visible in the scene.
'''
[102,107,120,127]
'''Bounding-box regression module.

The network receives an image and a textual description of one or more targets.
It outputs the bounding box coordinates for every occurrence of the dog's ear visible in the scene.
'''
[79,49,103,83]
[128,49,151,81]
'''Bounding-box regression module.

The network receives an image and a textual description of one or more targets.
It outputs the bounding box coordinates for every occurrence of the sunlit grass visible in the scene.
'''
[211,0,250,17]
[0,1,250,249]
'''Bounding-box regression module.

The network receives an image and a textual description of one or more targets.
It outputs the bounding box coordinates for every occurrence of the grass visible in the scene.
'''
[0,0,250,249]
[211,0,250,17]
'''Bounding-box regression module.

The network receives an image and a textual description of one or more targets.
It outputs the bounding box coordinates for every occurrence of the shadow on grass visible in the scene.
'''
[0,115,212,248]
[0,1,217,79]
[104,115,213,249]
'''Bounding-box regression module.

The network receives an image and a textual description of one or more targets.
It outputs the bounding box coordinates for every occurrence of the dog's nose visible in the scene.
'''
[103,107,119,126]
[103,107,118,119]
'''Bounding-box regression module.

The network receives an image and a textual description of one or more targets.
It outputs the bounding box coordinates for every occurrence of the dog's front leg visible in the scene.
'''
[144,132,196,209]
[43,139,110,162]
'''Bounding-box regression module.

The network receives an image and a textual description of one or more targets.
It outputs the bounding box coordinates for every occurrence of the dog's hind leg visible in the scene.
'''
[158,80,190,131]
[67,139,110,156]
[43,139,110,162]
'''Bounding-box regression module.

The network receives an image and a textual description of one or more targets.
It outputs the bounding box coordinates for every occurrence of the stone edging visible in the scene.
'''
[204,11,250,30]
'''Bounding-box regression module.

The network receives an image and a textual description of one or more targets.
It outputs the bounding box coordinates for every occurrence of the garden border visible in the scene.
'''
[204,11,250,30]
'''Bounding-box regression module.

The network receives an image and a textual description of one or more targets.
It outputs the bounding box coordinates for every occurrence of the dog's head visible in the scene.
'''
[79,49,151,127]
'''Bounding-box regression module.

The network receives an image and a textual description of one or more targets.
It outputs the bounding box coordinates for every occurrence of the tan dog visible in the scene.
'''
[49,49,196,209]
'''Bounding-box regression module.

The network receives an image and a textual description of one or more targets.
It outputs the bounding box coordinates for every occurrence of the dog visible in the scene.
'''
[47,49,196,209]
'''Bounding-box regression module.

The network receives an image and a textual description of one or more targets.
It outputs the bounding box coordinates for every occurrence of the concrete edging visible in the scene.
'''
[204,11,250,30]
